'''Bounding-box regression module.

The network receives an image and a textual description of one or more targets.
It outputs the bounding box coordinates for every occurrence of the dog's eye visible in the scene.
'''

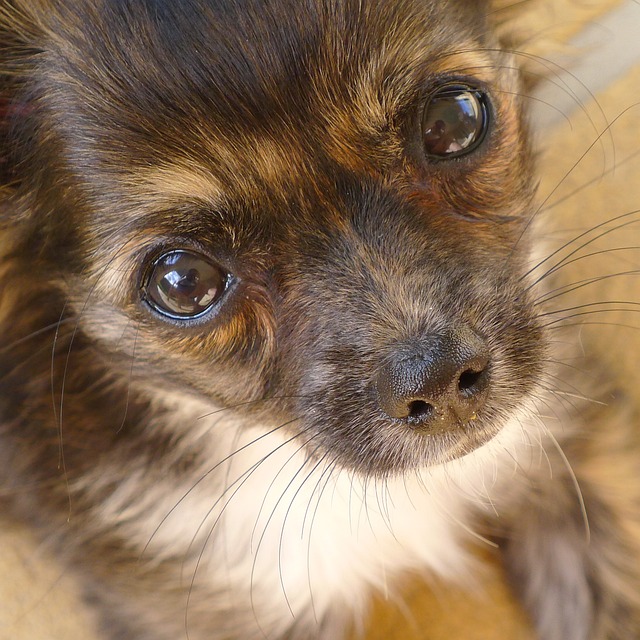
[142,250,228,319]
[422,84,489,159]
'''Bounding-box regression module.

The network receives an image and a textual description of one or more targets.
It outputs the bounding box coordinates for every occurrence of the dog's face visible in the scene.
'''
[2,0,544,477]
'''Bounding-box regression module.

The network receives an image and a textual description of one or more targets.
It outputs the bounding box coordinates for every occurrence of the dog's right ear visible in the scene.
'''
[0,1,46,220]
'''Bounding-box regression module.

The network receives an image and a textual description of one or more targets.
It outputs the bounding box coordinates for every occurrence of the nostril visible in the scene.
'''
[377,330,491,427]
[458,368,484,393]
[407,399,433,422]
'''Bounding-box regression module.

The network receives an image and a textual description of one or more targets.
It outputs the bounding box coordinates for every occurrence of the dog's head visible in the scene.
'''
[1,0,544,477]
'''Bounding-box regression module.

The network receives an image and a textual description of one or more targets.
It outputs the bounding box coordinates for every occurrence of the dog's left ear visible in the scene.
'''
[0,1,46,222]
[448,0,495,45]
[464,0,490,10]
[485,0,560,91]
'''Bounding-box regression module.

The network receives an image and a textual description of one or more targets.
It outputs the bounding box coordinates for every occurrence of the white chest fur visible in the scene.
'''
[89,394,541,636]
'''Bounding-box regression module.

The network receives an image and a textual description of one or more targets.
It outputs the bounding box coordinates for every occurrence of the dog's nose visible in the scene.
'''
[376,329,490,429]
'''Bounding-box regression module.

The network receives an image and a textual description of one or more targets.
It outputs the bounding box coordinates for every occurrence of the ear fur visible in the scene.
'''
[488,0,617,92]
[0,0,46,210]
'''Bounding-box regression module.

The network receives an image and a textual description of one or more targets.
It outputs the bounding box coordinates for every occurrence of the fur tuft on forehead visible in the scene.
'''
[0,0,495,186]
[0,0,530,282]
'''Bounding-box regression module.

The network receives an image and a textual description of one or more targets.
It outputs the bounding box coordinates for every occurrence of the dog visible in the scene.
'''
[1,0,639,638]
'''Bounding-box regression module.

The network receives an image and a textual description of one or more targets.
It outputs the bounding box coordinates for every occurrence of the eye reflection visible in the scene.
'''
[143,250,227,319]
[422,85,489,159]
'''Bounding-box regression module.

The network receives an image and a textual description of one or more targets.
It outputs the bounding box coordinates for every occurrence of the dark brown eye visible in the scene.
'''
[422,84,489,159]
[143,250,227,319]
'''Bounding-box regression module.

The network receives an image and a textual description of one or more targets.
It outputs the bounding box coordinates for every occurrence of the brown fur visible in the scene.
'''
[1,1,639,639]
